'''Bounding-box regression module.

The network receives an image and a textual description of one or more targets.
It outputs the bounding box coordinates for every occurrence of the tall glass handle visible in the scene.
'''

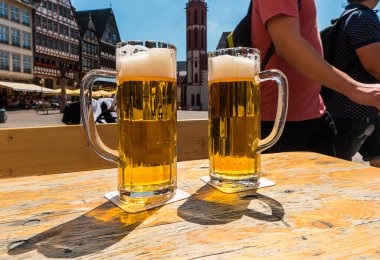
[80,69,119,164]
[257,69,289,153]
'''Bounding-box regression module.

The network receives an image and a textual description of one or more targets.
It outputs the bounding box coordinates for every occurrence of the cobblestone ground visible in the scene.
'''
[0,109,366,165]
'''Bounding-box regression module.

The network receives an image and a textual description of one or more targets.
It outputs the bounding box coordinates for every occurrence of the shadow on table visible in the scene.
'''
[177,185,285,225]
[7,201,158,258]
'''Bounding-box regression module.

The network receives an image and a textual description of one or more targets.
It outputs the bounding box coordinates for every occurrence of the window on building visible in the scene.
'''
[191,94,195,106]
[194,9,198,24]
[23,55,31,73]
[12,53,21,72]
[201,31,204,49]
[36,16,40,27]
[23,32,31,49]
[59,24,64,35]
[52,39,57,49]
[53,22,57,32]
[64,26,69,36]
[196,94,201,106]
[46,1,52,11]
[52,3,57,12]
[0,2,7,18]
[11,29,20,46]
[59,41,63,51]
[0,51,8,70]
[195,60,198,68]
[41,35,46,47]
[194,29,198,48]
[47,38,52,48]
[187,31,191,49]
[194,73,198,83]
[0,26,8,44]
[47,19,52,30]
[22,10,30,26]
[42,17,46,28]
[64,42,69,52]
[35,33,41,45]
[10,6,19,22]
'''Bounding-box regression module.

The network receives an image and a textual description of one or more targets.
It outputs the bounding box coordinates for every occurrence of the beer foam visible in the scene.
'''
[117,46,176,83]
[208,55,259,82]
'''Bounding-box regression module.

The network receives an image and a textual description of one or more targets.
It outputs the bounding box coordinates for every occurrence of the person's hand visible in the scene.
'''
[349,83,380,111]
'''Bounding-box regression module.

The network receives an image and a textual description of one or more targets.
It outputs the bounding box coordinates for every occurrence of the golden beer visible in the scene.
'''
[81,41,180,210]
[209,78,261,181]
[115,45,177,204]
[208,48,288,192]
[117,78,177,202]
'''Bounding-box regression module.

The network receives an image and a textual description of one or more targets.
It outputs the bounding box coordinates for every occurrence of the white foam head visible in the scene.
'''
[208,54,259,82]
[117,44,176,83]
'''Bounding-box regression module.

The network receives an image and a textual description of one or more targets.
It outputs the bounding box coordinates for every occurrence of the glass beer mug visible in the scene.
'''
[81,41,177,207]
[208,48,288,192]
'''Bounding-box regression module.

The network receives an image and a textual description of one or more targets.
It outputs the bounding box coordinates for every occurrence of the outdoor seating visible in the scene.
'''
[36,101,55,114]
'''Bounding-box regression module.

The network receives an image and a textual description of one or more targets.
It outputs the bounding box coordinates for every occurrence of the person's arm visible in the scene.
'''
[266,14,380,111]
[356,43,380,80]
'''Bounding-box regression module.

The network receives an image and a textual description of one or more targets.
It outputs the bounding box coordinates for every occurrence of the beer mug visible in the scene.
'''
[81,41,177,206]
[208,48,288,192]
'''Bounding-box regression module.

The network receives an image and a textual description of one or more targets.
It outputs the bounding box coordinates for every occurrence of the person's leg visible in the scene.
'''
[359,117,380,167]
[261,119,318,154]
[305,112,337,157]
[334,117,375,161]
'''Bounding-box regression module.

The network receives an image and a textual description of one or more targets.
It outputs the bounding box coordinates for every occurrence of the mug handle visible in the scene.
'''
[256,69,289,153]
[80,69,120,164]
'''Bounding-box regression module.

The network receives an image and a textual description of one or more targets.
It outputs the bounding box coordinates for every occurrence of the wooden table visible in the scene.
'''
[1,152,379,259]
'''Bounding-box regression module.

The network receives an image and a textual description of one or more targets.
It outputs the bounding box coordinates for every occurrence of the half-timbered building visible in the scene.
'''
[33,0,80,89]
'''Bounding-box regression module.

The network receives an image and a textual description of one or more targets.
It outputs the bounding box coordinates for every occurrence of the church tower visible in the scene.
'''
[184,0,208,111]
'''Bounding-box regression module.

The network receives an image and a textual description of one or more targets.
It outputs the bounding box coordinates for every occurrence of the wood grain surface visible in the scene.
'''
[0,152,379,259]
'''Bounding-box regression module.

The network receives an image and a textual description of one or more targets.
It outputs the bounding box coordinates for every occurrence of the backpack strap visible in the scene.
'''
[261,0,302,70]
[329,7,364,67]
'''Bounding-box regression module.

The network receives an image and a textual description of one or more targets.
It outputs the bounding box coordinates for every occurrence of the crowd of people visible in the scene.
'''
[253,0,380,166]
[0,92,61,110]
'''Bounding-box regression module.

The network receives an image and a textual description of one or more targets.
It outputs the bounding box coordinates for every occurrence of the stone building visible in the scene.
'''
[0,0,33,83]
[182,0,208,111]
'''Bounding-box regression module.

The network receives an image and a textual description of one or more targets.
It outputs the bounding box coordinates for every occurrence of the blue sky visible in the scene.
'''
[71,0,370,61]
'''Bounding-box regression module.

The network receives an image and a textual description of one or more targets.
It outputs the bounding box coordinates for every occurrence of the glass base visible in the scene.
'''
[105,189,190,213]
[202,173,275,193]
[119,185,176,206]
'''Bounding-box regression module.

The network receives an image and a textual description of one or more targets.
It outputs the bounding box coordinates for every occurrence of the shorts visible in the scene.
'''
[359,117,380,161]
[261,112,337,156]
[333,117,376,161]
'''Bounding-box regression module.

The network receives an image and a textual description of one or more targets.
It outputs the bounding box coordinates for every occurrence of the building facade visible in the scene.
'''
[0,0,33,83]
[183,0,208,111]
[76,8,120,74]
[76,13,99,75]
[33,0,80,89]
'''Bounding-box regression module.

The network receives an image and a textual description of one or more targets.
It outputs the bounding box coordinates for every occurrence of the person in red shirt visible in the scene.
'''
[253,0,380,155]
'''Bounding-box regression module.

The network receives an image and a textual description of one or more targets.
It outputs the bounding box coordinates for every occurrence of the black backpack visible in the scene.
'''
[319,8,364,101]
[226,0,301,70]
